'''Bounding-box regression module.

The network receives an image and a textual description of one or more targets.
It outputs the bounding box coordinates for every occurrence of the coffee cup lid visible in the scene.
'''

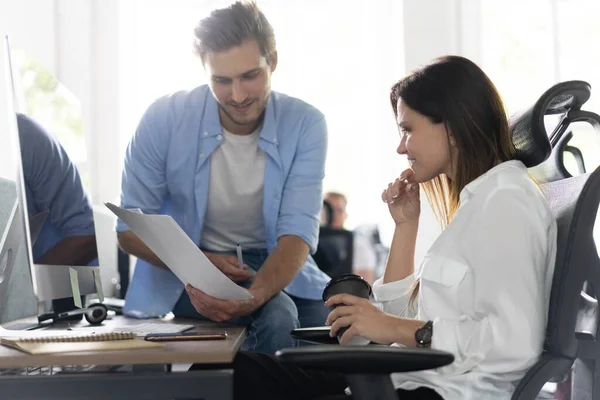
[322,273,372,302]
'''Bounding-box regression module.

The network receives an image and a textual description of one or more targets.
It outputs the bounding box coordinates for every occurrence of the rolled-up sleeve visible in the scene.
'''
[276,115,327,253]
[431,190,553,376]
[117,98,170,232]
[18,114,94,238]
[372,274,416,317]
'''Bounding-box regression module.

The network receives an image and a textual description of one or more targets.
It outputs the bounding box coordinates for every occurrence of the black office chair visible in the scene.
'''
[528,83,600,400]
[277,80,600,400]
[314,200,354,278]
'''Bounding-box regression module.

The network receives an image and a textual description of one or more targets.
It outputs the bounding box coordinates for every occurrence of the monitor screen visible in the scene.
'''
[11,44,120,302]
[1,37,104,326]
[0,36,38,323]
[10,47,97,267]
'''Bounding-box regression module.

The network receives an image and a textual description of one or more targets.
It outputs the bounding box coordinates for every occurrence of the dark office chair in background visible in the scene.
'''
[278,80,600,400]
[313,200,354,278]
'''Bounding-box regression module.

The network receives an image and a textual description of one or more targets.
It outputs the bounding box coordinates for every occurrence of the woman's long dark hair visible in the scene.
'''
[389,55,516,303]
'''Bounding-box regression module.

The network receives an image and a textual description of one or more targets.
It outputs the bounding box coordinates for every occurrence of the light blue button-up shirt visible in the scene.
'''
[118,85,331,318]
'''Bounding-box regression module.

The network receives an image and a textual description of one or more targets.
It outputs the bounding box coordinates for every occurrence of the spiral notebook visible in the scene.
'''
[0,332,163,354]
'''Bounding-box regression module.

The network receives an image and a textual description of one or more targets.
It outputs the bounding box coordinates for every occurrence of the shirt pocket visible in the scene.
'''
[418,255,470,319]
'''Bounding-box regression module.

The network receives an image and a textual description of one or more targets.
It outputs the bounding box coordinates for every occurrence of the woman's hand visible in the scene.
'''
[381,168,420,225]
[325,294,402,345]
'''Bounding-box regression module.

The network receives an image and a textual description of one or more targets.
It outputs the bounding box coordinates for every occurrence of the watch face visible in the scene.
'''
[420,329,432,343]
[416,321,433,346]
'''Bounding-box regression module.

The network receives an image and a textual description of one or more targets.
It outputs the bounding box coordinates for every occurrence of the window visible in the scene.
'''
[480,0,556,116]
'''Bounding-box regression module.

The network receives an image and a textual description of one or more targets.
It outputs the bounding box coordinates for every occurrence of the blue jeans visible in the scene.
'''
[289,294,330,328]
[173,249,328,354]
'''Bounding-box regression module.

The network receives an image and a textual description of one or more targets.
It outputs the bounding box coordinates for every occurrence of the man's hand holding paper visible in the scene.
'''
[204,252,253,283]
[185,284,263,322]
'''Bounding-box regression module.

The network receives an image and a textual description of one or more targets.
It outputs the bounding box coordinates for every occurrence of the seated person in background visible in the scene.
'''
[216,56,557,400]
[324,192,378,284]
[117,1,330,354]
[18,113,97,266]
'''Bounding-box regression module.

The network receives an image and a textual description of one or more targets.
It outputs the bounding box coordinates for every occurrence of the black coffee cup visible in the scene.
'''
[322,273,372,341]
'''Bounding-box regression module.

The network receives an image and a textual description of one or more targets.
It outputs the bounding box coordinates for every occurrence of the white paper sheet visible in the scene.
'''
[0,326,79,339]
[105,203,253,301]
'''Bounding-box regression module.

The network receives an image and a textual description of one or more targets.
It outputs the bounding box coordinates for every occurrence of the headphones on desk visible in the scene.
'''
[38,302,109,326]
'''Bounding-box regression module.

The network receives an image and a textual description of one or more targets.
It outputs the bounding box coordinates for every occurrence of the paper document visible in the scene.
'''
[0,326,79,339]
[105,203,253,301]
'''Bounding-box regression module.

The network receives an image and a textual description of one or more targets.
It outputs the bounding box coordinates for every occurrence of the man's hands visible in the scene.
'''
[193,236,309,322]
[185,284,265,322]
[188,252,257,322]
[205,252,254,283]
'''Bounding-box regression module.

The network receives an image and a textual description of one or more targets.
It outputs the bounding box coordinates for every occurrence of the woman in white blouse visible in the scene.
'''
[211,55,557,400]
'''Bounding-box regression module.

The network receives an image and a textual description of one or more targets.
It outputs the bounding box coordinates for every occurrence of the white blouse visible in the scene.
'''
[372,160,557,400]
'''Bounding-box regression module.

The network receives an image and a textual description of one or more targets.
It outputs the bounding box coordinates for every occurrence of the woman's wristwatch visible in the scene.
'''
[415,320,433,348]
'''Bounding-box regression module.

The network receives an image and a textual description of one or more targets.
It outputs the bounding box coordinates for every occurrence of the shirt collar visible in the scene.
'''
[203,88,278,145]
[458,160,526,207]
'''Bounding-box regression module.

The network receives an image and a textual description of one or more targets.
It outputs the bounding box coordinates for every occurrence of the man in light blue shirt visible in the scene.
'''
[117,1,331,354]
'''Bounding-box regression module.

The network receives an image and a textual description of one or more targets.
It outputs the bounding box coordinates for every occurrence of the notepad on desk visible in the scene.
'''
[0,332,163,355]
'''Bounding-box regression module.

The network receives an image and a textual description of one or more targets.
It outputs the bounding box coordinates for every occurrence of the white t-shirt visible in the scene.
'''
[199,127,267,252]
[372,160,557,399]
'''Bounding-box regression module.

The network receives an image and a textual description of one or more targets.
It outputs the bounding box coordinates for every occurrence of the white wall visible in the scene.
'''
[55,0,122,206]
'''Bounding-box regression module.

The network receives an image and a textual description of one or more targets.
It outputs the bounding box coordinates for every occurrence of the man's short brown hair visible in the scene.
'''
[193,1,276,64]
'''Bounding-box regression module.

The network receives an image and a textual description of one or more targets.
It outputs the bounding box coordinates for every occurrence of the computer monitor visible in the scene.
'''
[10,42,120,301]
[0,37,38,324]
[2,36,102,324]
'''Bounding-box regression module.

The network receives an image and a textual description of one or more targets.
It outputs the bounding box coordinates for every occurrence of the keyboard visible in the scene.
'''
[111,322,195,337]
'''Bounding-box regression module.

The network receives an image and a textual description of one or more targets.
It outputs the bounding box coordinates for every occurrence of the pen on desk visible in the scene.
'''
[236,244,244,269]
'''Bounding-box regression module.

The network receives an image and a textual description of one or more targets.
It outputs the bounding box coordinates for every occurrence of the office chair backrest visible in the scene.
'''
[314,200,355,278]
[509,80,600,399]
[541,171,594,358]
[516,80,600,184]
[511,168,599,400]
[313,227,354,279]
[320,199,334,228]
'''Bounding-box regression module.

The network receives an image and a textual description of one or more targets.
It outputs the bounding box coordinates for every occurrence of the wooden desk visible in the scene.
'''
[0,315,246,400]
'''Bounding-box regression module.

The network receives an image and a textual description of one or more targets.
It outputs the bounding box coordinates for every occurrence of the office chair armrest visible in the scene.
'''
[291,327,339,345]
[275,345,454,374]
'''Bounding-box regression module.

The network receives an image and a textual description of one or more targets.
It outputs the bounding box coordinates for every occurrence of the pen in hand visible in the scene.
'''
[236,244,244,269]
